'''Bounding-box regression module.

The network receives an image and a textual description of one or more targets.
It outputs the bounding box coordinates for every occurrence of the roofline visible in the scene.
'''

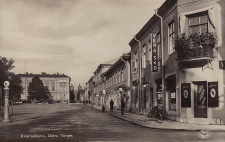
[129,0,177,48]
[17,74,70,78]
[104,52,131,76]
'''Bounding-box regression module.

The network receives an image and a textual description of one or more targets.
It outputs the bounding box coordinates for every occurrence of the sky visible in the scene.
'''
[0,0,165,88]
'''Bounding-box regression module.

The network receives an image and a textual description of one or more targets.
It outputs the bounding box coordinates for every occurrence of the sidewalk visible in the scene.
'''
[87,104,225,132]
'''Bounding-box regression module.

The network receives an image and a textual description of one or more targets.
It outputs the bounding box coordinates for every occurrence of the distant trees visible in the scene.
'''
[70,90,75,101]
[28,76,49,101]
[9,73,23,101]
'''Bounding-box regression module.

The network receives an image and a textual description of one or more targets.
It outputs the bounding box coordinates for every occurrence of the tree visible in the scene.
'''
[70,90,75,101]
[0,57,15,93]
[28,76,48,101]
[9,73,23,102]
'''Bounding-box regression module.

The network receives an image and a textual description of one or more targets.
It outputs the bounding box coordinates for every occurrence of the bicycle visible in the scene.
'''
[147,106,164,121]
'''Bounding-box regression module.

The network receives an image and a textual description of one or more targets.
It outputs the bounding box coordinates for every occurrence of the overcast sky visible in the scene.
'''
[0,0,165,88]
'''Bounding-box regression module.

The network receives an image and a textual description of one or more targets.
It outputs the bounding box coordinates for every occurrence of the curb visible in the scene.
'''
[88,105,225,132]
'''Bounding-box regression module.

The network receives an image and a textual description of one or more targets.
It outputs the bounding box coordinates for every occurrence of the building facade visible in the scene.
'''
[87,76,94,103]
[129,0,225,124]
[104,53,131,110]
[18,72,71,103]
[92,58,119,106]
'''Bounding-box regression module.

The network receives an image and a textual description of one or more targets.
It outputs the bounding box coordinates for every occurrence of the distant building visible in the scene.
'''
[18,72,71,103]
[92,57,119,106]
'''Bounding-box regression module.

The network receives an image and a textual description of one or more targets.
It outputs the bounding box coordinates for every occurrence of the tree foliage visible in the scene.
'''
[28,76,48,101]
[0,57,23,102]
[70,90,75,101]
[0,57,15,90]
[9,73,23,101]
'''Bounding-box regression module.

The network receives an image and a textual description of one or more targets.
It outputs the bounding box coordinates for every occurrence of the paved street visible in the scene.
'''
[0,103,224,142]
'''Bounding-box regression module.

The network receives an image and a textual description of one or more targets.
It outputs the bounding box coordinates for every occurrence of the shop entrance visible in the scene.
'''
[194,81,207,118]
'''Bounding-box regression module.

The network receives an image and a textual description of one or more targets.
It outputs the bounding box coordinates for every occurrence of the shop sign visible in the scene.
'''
[208,82,218,107]
[181,83,191,107]
[152,33,158,72]
[171,92,176,98]
[219,60,225,70]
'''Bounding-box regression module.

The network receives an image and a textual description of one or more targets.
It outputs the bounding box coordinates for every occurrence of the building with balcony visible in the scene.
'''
[129,0,225,124]
[18,72,71,103]
[104,53,131,110]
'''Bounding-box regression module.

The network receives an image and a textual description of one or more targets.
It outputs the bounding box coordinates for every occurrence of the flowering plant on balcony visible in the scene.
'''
[174,32,218,60]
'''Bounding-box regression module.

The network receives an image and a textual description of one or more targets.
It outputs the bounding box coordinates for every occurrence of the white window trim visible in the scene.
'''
[180,6,215,33]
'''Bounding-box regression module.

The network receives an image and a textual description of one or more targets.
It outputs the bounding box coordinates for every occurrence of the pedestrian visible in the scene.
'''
[109,99,114,112]
[121,99,125,115]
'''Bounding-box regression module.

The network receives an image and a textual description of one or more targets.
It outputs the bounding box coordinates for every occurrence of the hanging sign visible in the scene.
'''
[181,83,191,107]
[208,82,218,107]
[152,33,158,72]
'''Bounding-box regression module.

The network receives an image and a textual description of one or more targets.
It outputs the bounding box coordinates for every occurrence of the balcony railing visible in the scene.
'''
[176,44,214,61]
[175,32,218,62]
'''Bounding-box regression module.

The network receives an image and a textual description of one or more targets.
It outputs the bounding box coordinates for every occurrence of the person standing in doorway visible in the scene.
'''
[121,99,125,115]
[110,99,114,112]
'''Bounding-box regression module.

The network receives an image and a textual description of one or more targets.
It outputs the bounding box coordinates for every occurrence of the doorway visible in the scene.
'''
[194,81,207,118]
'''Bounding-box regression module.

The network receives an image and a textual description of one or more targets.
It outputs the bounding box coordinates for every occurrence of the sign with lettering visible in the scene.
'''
[197,85,207,107]
[208,82,218,107]
[152,33,158,72]
[181,83,191,107]
[219,60,225,70]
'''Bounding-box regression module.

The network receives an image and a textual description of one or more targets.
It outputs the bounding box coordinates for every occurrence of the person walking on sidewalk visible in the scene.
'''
[121,100,125,115]
[110,99,114,112]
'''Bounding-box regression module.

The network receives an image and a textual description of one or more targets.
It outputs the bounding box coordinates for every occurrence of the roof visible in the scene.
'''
[18,73,70,78]
[102,57,120,64]
[94,57,120,74]
[104,52,131,76]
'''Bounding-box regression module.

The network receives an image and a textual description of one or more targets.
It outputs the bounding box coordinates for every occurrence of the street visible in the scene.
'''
[0,104,224,142]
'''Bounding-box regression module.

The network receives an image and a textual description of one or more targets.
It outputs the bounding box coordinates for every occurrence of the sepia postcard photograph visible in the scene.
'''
[0,0,225,141]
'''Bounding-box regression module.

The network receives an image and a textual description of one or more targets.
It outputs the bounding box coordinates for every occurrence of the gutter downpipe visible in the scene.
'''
[155,9,165,116]
[134,36,143,115]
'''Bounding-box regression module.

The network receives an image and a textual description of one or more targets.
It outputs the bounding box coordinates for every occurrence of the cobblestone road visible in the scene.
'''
[0,103,224,142]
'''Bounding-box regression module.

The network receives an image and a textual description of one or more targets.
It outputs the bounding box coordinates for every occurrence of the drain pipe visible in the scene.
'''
[155,9,165,115]
[134,35,143,115]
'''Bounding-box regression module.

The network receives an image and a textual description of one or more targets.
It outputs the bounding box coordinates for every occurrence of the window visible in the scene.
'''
[121,69,124,82]
[134,51,138,73]
[52,85,55,91]
[118,71,121,84]
[168,21,175,54]
[142,44,146,68]
[115,72,117,84]
[188,11,208,34]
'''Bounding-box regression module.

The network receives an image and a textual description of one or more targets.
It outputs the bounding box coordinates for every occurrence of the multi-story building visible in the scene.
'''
[129,0,225,124]
[87,76,94,103]
[93,58,119,105]
[18,72,71,103]
[104,52,131,110]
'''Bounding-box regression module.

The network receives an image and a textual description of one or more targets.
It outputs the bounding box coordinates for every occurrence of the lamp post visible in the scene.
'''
[3,81,11,123]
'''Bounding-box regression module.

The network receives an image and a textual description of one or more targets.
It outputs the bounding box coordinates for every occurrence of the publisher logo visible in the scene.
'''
[198,130,211,139]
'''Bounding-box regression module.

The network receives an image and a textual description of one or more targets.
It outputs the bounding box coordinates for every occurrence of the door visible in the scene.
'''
[194,82,207,118]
